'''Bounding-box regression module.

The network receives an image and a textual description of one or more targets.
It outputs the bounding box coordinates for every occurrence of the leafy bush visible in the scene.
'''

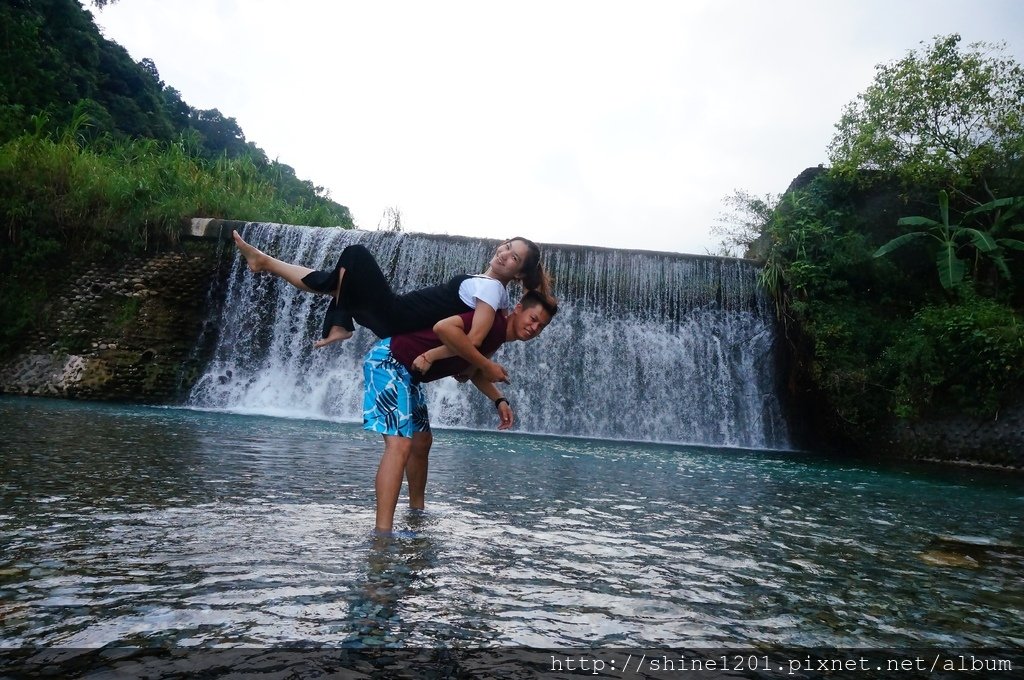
[883,295,1024,418]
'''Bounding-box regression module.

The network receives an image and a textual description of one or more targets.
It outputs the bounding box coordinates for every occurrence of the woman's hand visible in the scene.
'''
[412,354,432,375]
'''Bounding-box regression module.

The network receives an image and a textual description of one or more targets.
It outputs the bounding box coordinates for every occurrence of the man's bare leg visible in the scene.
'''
[404,431,433,510]
[375,435,413,533]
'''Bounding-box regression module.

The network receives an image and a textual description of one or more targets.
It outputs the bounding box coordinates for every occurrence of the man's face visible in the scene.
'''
[510,304,552,341]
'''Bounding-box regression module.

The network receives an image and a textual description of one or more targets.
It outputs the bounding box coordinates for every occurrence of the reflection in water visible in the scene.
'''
[1,396,1023,656]
[345,529,440,647]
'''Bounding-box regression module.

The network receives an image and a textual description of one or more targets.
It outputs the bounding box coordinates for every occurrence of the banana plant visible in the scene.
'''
[873,190,1024,289]
[968,195,1024,280]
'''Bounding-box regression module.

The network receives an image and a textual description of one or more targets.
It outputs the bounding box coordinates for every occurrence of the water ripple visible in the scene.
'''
[1,397,1022,650]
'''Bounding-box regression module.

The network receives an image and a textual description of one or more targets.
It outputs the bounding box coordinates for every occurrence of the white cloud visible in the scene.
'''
[91,0,1024,255]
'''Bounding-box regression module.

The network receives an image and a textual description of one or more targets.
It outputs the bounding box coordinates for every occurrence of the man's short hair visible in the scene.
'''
[520,290,558,318]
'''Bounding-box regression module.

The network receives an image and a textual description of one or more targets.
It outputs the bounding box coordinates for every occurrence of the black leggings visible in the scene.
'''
[301,245,472,340]
[301,245,396,338]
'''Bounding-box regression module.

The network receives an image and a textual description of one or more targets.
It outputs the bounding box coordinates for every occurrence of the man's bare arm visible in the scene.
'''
[433,314,507,382]
[470,370,513,430]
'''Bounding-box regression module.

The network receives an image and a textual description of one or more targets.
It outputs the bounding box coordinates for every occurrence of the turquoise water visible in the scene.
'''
[1,396,1022,650]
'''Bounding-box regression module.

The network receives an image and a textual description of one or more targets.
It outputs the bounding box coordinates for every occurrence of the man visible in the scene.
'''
[363,290,558,533]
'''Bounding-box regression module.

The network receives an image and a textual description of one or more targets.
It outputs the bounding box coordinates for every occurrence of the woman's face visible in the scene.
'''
[489,240,531,279]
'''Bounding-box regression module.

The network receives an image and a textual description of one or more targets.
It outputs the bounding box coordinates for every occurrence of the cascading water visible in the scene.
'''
[187,223,789,449]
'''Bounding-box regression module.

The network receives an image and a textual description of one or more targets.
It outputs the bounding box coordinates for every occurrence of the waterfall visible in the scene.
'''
[187,223,789,449]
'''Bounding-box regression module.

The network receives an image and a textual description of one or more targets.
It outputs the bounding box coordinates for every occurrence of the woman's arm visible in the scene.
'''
[414,301,496,368]
[430,313,507,383]
[464,301,496,347]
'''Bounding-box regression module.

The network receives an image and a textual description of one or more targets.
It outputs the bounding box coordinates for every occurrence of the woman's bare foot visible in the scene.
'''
[232,230,269,273]
[314,325,353,348]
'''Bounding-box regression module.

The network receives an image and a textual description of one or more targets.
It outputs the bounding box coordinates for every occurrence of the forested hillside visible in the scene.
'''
[0,0,351,215]
[0,0,354,354]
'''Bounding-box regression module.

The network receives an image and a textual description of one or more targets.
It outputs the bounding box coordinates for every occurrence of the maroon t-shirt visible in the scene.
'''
[389,310,507,383]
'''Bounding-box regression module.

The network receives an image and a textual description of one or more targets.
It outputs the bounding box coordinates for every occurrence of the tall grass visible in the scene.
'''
[1,125,349,252]
[0,120,352,354]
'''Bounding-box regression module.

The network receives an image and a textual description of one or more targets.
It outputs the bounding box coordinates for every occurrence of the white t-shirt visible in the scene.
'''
[458,275,511,312]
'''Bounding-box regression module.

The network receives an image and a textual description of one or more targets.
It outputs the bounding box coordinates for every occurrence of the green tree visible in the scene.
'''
[188,108,250,159]
[709,189,778,258]
[0,0,175,143]
[0,0,358,355]
[828,34,1024,195]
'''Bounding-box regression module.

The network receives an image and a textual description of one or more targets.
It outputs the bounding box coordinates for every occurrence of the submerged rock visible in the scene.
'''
[919,534,1024,569]
[918,550,980,569]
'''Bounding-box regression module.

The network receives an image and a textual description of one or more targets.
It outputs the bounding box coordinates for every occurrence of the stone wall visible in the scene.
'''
[0,239,230,403]
[875,407,1024,469]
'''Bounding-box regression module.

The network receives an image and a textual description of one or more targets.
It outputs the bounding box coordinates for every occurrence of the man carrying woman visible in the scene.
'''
[232,229,558,531]
[366,290,557,533]
[232,230,551,378]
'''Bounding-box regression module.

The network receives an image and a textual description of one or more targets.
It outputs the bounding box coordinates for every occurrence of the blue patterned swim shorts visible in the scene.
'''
[362,339,431,437]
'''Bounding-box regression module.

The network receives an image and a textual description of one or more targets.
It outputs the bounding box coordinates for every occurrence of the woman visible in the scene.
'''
[231,230,550,369]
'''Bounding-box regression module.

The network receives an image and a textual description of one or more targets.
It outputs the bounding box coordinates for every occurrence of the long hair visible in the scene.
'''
[509,236,552,297]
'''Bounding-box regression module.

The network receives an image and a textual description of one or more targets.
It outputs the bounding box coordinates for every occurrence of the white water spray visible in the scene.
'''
[187,224,789,448]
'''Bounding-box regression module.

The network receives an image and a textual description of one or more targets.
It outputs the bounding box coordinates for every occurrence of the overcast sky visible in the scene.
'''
[91,0,1024,256]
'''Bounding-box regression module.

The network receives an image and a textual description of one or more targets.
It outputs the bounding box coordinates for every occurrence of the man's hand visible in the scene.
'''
[497,401,514,430]
[480,359,509,383]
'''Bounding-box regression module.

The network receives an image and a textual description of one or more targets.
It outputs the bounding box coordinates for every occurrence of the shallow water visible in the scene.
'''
[1,396,1022,651]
